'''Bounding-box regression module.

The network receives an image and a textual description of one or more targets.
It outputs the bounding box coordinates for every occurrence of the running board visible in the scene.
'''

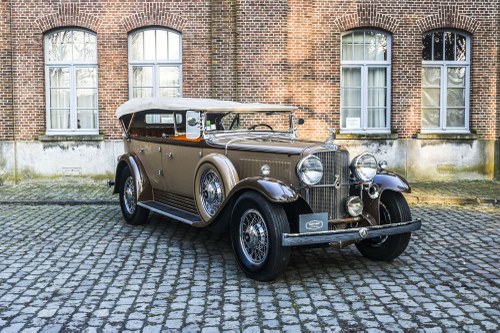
[138,201,202,225]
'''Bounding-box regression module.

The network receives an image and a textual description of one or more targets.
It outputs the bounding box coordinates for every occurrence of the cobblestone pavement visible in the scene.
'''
[0,201,499,332]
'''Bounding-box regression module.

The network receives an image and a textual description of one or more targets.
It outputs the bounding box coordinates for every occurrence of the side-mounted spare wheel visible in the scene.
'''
[230,191,291,282]
[194,154,239,223]
[355,191,412,261]
[118,166,150,225]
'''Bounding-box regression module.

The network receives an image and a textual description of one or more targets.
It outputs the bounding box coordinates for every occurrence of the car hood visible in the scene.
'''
[204,133,336,155]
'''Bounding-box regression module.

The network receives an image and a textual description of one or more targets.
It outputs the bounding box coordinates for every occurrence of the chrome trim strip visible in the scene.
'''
[281,219,422,247]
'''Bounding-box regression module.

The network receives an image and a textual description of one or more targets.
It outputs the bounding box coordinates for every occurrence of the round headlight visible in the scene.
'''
[297,155,323,185]
[351,153,377,182]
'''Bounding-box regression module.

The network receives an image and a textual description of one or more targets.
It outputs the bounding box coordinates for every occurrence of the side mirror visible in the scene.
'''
[186,111,201,139]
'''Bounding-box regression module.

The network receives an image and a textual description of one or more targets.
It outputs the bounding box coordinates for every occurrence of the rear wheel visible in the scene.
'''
[230,192,290,281]
[355,191,412,261]
[119,166,149,225]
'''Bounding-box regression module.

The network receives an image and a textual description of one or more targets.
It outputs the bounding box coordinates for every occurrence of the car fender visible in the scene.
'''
[362,171,411,225]
[113,154,153,202]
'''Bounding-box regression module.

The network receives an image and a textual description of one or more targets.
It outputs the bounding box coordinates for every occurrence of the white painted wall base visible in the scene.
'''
[0,140,124,180]
[0,139,496,181]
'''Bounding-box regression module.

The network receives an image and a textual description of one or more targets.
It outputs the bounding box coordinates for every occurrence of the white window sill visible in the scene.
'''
[39,135,104,142]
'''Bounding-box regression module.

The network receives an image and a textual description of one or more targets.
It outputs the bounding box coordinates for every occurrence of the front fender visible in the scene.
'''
[229,177,299,203]
[363,171,411,225]
[374,171,411,193]
[113,154,153,202]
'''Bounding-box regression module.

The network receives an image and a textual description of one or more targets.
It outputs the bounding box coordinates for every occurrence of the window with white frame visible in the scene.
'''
[340,30,391,132]
[45,29,98,134]
[422,30,470,132]
[129,28,182,99]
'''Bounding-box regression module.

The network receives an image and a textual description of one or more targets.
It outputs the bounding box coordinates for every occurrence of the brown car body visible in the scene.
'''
[113,98,421,281]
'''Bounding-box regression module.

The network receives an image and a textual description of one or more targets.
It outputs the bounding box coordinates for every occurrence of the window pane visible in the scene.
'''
[447,67,465,87]
[132,66,153,87]
[342,44,352,61]
[159,88,181,98]
[342,67,361,87]
[422,67,441,86]
[422,33,432,61]
[447,88,465,107]
[456,34,466,61]
[133,88,153,98]
[76,68,97,88]
[168,31,181,60]
[368,88,386,107]
[73,31,85,61]
[446,108,465,128]
[341,108,361,129]
[353,31,364,60]
[77,109,97,129]
[375,33,387,61]
[422,88,440,107]
[77,89,97,108]
[157,30,168,60]
[368,67,386,88]
[84,33,97,61]
[342,33,352,44]
[445,32,455,61]
[131,31,144,60]
[365,31,377,61]
[341,88,361,107]
[50,89,70,108]
[422,108,440,128]
[367,108,386,128]
[433,32,443,61]
[144,30,156,60]
[49,67,70,87]
[50,109,70,129]
[159,66,180,86]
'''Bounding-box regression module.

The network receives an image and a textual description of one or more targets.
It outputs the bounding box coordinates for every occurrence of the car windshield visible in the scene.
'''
[204,111,292,133]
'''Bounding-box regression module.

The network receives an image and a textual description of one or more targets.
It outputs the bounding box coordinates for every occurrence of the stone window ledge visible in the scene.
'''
[416,133,478,140]
[38,135,104,142]
[335,133,399,140]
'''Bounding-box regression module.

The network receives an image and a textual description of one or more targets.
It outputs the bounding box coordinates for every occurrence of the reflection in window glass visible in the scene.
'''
[45,29,98,133]
[129,28,182,98]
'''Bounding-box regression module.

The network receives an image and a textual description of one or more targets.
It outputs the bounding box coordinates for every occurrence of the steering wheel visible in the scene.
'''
[248,123,273,131]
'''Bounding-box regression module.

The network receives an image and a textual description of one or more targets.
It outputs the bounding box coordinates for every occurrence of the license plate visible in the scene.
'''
[299,212,328,233]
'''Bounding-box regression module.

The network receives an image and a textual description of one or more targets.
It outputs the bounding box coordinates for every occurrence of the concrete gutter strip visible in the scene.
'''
[406,196,500,206]
[0,200,118,206]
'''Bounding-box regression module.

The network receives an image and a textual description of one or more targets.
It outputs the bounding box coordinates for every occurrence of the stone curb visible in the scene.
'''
[407,196,500,206]
[0,200,118,206]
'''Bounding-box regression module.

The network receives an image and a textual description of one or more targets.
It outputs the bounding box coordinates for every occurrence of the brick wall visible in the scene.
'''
[0,0,13,140]
[2,0,499,142]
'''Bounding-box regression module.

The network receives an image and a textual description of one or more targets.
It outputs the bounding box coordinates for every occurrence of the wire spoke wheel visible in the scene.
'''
[123,176,136,215]
[199,169,224,218]
[239,209,269,265]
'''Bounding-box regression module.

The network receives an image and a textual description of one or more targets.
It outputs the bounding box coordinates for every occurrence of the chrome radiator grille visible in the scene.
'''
[309,150,350,220]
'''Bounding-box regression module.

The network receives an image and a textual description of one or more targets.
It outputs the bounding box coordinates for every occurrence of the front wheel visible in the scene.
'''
[355,191,412,261]
[230,192,290,281]
[118,166,149,225]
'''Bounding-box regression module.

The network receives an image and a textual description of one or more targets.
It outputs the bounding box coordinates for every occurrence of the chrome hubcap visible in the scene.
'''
[123,176,136,215]
[200,169,224,217]
[239,209,269,265]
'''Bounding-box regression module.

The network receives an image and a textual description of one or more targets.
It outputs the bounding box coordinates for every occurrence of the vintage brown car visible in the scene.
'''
[113,98,421,281]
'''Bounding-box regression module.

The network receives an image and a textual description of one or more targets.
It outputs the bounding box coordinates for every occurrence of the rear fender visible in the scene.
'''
[113,154,153,202]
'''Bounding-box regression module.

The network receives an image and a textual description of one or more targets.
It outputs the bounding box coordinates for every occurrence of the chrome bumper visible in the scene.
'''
[282,219,422,247]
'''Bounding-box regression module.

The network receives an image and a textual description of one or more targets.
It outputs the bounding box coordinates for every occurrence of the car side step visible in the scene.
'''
[138,201,202,225]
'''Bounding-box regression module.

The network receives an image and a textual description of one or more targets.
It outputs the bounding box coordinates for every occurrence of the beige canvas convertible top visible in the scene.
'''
[116,98,297,119]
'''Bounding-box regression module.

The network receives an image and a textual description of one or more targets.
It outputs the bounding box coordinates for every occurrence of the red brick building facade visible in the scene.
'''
[0,0,499,180]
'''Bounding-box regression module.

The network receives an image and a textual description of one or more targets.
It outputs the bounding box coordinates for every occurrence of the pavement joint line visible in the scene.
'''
[0,200,118,205]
